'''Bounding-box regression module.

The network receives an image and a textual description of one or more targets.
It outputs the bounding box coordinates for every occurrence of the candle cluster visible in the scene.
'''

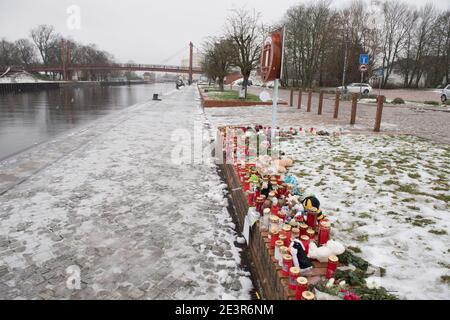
[219,125,347,301]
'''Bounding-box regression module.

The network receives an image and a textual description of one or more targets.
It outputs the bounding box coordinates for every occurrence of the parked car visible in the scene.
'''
[337,83,372,95]
[441,84,449,102]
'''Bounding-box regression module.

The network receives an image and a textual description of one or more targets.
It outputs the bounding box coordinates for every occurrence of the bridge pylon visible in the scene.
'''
[189,42,193,85]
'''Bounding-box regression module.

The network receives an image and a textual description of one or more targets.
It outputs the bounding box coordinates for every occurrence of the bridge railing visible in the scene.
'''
[1,63,202,71]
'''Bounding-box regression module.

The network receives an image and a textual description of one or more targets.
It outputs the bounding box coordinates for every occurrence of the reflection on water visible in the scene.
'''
[0,83,173,160]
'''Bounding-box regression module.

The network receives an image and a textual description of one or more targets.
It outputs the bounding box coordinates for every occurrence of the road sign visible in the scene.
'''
[359,64,368,73]
[360,54,369,65]
[374,69,384,77]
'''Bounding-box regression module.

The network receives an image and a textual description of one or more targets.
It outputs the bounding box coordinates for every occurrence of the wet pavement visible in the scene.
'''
[0,86,251,300]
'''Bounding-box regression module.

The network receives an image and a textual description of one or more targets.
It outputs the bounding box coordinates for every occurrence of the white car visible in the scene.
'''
[337,83,372,95]
[441,84,449,102]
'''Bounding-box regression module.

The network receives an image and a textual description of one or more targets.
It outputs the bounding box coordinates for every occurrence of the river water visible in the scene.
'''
[0,83,174,160]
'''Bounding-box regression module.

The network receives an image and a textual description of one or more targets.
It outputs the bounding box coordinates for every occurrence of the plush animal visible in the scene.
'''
[290,239,313,270]
[301,195,325,221]
[307,240,345,263]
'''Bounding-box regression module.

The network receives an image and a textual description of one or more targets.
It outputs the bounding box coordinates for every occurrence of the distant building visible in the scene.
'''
[143,72,155,82]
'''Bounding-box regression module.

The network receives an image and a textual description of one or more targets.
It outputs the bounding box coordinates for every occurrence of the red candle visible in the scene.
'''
[291,228,300,241]
[306,210,317,229]
[306,228,315,243]
[271,204,279,216]
[278,235,287,249]
[282,254,293,276]
[289,267,300,290]
[299,223,308,236]
[318,220,331,246]
[243,179,250,192]
[255,196,265,214]
[247,191,255,207]
[300,235,310,255]
[270,229,279,249]
[326,255,339,279]
[281,225,292,246]
[295,277,308,300]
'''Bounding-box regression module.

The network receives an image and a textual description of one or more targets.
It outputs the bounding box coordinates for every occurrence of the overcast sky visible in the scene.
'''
[1,0,449,65]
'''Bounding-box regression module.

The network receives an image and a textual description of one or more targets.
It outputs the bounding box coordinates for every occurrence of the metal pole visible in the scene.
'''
[360,71,363,96]
[189,42,193,85]
[378,75,382,97]
[272,79,279,144]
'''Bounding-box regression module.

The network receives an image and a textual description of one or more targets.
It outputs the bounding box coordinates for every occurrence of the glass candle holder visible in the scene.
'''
[288,267,300,290]
[326,255,339,279]
[318,220,331,246]
[282,254,293,276]
[300,235,310,255]
[301,291,315,300]
[295,277,308,300]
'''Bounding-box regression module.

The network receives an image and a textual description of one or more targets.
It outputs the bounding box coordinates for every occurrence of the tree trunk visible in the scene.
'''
[218,77,225,92]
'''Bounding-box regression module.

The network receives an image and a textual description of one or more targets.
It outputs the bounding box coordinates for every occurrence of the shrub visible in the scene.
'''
[392,97,405,104]
[424,100,440,106]
[366,94,387,102]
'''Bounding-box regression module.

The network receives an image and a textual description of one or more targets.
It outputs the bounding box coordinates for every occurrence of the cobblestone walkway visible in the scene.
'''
[0,87,251,300]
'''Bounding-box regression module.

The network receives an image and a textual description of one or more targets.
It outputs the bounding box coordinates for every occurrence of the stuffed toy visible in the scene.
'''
[307,240,345,263]
[290,239,313,271]
[301,195,325,221]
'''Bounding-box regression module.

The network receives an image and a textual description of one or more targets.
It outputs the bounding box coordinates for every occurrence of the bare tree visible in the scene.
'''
[201,37,236,91]
[226,7,262,98]
[283,1,334,88]
[380,0,410,86]
[0,39,19,66]
[30,24,58,65]
[14,39,37,65]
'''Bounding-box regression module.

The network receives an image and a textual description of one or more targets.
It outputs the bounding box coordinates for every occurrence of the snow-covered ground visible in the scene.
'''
[0,86,252,300]
[0,72,49,83]
[204,104,449,300]
[280,133,449,299]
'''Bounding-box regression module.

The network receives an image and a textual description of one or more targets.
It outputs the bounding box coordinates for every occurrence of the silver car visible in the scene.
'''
[441,84,450,102]
[337,83,372,95]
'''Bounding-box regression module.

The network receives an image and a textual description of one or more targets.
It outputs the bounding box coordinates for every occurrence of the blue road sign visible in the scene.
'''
[375,69,384,77]
[360,54,369,65]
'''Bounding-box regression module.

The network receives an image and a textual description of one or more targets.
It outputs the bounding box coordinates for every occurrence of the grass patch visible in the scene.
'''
[406,215,435,227]
[407,173,421,179]
[429,229,447,236]
[424,100,440,106]
[441,275,450,284]
[359,212,371,219]
[356,234,369,242]
[383,179,398,186]
[206,90,261,102]
[397,183,420,195]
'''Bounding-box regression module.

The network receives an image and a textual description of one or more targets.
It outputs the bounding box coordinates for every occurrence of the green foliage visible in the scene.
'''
[392,97,405,104]
[338,250,369,271]
[424,100,440,106]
